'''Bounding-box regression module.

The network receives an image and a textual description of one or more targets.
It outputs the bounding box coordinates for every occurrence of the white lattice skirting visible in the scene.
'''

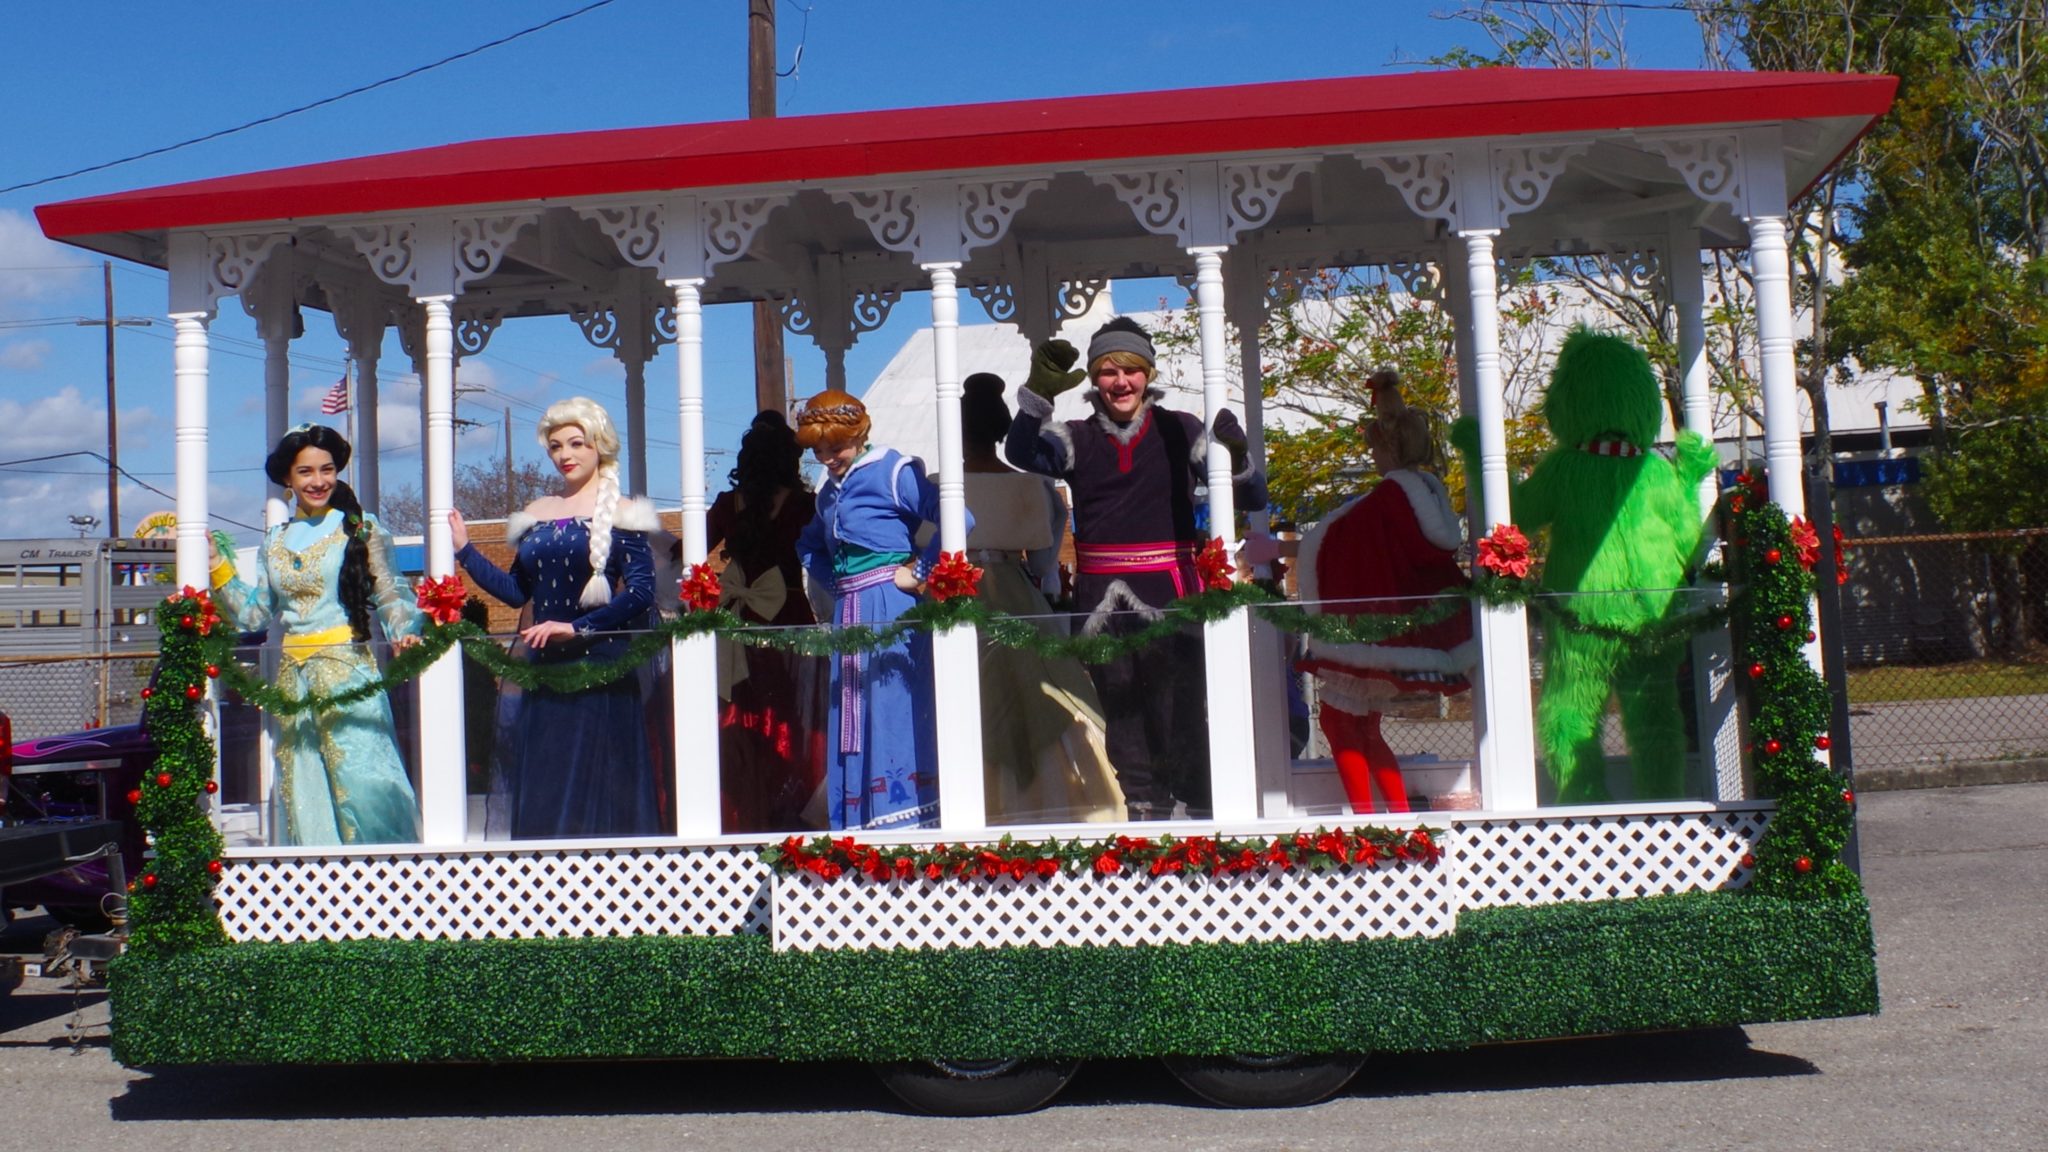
[214,809,1769,948]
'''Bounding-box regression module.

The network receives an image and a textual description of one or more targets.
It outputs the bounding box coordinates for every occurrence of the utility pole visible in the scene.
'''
[748,0,788,417]
[78,262,151,537]
[503,407,516,516]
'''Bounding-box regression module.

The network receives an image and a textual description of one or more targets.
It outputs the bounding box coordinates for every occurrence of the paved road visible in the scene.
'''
[3,783,2043,1151]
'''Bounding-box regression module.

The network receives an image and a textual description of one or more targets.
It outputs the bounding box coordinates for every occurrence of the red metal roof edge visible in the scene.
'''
[36,69,1897,242]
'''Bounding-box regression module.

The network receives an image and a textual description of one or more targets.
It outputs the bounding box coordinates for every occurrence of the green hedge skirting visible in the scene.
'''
[107,890,1876,1067]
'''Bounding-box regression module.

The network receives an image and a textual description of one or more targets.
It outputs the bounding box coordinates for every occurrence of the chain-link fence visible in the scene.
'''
[1838,527,2048,770]
[0,654,156,741]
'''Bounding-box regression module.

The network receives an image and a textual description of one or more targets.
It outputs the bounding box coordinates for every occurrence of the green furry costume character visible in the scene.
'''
[1457,328,1718,802]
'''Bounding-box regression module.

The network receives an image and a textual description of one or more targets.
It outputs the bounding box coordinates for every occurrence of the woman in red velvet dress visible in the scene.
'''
[705,411,822,831]
[1295,376,1475,814]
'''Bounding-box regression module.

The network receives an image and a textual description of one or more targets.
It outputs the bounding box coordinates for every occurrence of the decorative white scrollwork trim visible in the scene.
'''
[968,279,1017,324]
[776,292,816,339]
[652,302,678,347]
[1221,160,1312,241]
[1386,258,1440,301]
[848,286,901,336]
[453,304,506,360]
[1644,133,1745,212]
[571,300,623,353]
[1055,277,1107,322]
[1614,247,1662,292]
[452,215,537,294]
[206,232,291,302]
[1095,168,1189,243]
[1360,153,1459,226]
[959,178,1049,249]
[579,203,664,268]
[702,196,781,265]
[350,223,419,290]
[1494,142,1588,222]
[830,187,923,256]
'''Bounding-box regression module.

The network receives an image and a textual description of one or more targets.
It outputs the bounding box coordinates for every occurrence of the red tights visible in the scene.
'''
[1319,706,1409,814]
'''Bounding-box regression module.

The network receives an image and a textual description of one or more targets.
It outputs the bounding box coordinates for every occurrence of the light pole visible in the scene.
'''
[76,262,153,537]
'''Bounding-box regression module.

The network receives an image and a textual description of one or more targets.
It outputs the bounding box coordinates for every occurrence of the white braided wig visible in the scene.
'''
[538,396,625,609]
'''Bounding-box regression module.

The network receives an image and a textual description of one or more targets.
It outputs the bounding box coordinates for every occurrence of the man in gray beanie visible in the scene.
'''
[1005,316,1265,820]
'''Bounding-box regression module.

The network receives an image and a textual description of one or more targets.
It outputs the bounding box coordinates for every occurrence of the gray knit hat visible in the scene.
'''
[1087,316,1155,367]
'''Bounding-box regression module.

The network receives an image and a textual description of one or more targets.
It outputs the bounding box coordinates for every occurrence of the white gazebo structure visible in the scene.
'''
[38,67,1892,945]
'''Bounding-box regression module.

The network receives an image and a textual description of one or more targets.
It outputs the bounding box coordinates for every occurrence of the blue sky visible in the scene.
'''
[0,1,1713,541]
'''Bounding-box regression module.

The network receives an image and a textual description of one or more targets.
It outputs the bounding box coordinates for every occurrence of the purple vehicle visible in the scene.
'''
[1,711,144,931]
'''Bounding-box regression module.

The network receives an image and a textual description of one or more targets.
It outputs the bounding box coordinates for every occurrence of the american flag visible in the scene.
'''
[318,373,350,415]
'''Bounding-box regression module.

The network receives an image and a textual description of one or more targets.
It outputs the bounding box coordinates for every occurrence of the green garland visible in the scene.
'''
[127,589,230,952]
[1726,477,1859,898]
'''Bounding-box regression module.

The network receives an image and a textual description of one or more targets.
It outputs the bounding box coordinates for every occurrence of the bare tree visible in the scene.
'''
[381,457,561,536]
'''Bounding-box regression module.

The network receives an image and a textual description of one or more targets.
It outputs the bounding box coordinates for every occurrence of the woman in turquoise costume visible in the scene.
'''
[451,396,664,839]
[793,389,961,831]
[209,424,425,847]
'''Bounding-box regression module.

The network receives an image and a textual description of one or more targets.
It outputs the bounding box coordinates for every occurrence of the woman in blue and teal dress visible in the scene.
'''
[450,396,664,840]
[209,424,425,847]
[793,390,963,831]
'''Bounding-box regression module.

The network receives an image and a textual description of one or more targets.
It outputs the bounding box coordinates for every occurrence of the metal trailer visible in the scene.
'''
[0,538,174,740]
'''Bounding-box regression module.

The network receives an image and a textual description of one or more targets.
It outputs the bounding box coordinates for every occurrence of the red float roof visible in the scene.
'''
[37,68,1896,245]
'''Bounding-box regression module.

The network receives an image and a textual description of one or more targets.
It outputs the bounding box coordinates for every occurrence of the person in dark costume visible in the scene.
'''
[1004,317,1266,819]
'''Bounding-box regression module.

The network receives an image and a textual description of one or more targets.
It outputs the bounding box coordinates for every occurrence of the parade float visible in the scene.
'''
[33,67,1888,1112]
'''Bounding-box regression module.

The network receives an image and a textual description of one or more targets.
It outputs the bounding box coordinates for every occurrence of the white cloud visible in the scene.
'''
[0,386,104,456]
[0,338,53,371]
[0,209,89,303]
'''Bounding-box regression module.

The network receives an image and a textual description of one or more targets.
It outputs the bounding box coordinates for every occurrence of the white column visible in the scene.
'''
[1460,230,1540,810]
[416,295,466,844]
[170,314,212,589]
[1230,263,1291,817]
[924,262,987,831]
[1439,252,1490,772]
[669,277,722,838]
[356,355,382,513]
[264,328,290,452]
[1747,213,1827,679]
[624,355,649,498]
[1669,227,1743,800]
[1190,246,1257,823]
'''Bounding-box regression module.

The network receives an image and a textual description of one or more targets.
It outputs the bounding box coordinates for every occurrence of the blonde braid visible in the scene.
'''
[579,461,620,608]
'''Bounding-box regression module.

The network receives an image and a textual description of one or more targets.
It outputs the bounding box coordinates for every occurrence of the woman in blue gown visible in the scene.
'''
[793,390,962,831]
[451,397,664,839]
[210,424,425,847]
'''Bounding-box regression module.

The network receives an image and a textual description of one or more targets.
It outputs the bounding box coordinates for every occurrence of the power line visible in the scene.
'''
[0,449,262,531]
[0,0,622,196]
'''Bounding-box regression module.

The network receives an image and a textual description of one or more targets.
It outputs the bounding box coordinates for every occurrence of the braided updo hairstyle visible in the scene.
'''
[264,425,375,643]
[537,396,624,609]
[793,389,871,452]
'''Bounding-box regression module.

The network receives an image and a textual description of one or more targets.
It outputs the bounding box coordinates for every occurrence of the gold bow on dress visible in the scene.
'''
[715,563,789,701]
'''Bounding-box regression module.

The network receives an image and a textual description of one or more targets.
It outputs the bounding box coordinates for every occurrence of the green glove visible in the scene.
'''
[1448,416,1480,463]
[1025,339,1086,400]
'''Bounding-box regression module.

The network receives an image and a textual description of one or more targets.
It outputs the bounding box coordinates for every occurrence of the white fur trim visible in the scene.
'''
[1013,386,1055,419]
[1080,579,1164,636]
[612,496,660,534]
[1086,388,1162,445]
[1306,635,1479,675]
[1383,470,1465,551]
[504,511,538,546]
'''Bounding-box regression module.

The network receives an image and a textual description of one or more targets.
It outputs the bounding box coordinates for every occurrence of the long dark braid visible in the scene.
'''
[327,480,375,643]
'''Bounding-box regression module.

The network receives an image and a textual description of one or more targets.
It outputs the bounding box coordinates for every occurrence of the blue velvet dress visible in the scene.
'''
[796,448,962,831]
[211,510,425,847]
[458,512,663,839]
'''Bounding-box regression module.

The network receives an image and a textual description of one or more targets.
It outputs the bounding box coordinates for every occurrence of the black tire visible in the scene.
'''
[874,1057,1081,1116]
[1162,1052,1366,1108]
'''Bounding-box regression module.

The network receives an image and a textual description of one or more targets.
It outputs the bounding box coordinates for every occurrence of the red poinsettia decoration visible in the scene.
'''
[1831,523,1851,586]
[415,574,468,626]
[1789,516,1822,571]
[1195,537,1234,592]
[170,585,224,636]
[1475,524,1533,579]
[680,562,723,614]
[926,551,984,602]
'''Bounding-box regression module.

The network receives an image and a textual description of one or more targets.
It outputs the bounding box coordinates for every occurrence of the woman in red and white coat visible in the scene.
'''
[1295,375,1475,814]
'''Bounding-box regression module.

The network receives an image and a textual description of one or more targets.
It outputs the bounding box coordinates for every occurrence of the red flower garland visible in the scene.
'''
[762,826,1443,882]
[167,586,224,637]
[680,562,723,614]
[1789,516,1822,572]
[1475,523,1533,579]
[926,551,984,602]
[1831,523,1851,587]
[1195,537,1234,592]
[415,574,468,625]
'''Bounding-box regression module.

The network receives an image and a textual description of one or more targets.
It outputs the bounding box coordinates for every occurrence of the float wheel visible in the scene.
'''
[1161,1052,1365,1108]
[874,1057,1081,1116]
